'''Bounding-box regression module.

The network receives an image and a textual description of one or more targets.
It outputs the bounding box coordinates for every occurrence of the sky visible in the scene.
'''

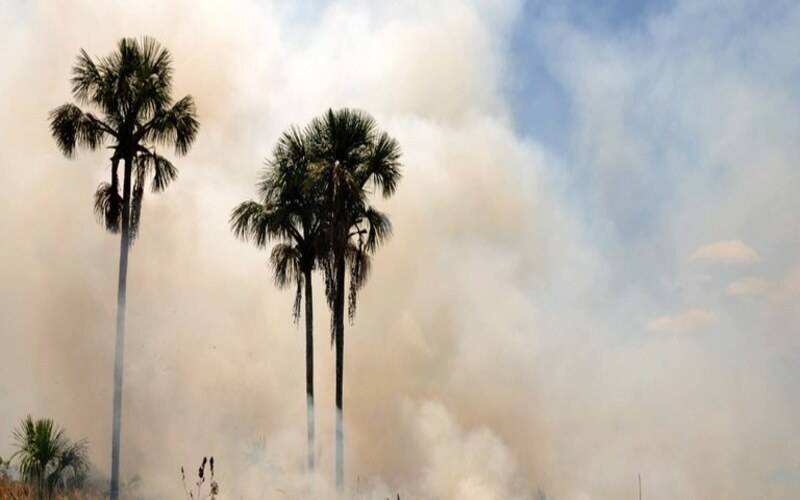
[0,1,799,499]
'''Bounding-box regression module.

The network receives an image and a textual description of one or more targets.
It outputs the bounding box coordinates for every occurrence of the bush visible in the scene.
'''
[10,416,88,500]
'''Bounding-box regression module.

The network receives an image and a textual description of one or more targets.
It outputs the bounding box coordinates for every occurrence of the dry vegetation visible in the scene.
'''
[0,478,103,500]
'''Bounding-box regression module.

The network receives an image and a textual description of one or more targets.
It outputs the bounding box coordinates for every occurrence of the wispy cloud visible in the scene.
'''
[646,308,718,333]
[691,240,760,264]
[726,277,770,296]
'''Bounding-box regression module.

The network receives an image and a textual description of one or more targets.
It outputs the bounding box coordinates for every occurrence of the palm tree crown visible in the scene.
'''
[231,126,325,317]
[305,109,400,325]
[49,36,199,238]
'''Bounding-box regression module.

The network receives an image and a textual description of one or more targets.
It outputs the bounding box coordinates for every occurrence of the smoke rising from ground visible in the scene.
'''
[1,1,799,499]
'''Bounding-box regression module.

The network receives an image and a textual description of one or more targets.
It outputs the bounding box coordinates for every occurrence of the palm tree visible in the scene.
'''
[305,108,401,490]
[49,37,199,500]
[11,416,88,500]
[230,127,324,474]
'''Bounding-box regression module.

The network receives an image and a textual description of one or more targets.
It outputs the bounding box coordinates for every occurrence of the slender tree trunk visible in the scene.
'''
[109,156,132,500]
[304,268,315,475]
[334,243,346,492]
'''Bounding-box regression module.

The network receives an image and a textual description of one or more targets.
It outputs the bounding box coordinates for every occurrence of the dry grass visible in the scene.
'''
[0,478,105,500]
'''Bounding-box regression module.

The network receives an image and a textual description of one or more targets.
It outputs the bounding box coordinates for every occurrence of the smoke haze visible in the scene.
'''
[1,1,799,499]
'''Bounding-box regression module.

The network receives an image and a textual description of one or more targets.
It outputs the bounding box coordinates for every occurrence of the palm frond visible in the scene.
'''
[134,36,174,117]
[346,242,372,321]
[48,104,106,157]
[260,126,309,198]
[94,182,122,233]
[363,131,402,196]
[144,95,199,155]
[327,108,375,161]
[71,48,103,105]
[230,200,271,247]
[270,242,304,321]
[137,148,178,192]
[359,205,392,252]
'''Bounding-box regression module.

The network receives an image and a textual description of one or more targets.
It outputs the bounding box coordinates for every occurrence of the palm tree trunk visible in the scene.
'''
[109,156,132,500]
[334,245,346,492]
[304,268,315,475]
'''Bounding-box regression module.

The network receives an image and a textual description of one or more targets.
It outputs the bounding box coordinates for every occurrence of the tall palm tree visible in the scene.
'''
[305,108,401,490]
[230,127,324,474]
[49,37,199,500]
[11,416,88,500]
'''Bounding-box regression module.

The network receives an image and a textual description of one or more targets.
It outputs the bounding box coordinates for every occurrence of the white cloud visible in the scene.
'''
[726,277,770,296]
[646,308,718,333]
[690,240,760,264]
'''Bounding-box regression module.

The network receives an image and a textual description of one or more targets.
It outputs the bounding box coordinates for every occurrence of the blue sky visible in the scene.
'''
[506,0,674,152]
[505,0,799,287]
